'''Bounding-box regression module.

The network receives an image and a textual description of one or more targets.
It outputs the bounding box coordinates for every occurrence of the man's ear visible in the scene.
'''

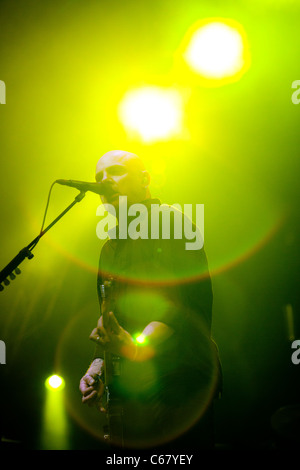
[142,171,150,187]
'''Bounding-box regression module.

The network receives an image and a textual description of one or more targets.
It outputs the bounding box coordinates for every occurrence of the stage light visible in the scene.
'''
[135,333,146,344]
[118,86,183,143]
[45,374,65,391]
[181,18,250,84]
[42,374,69,449]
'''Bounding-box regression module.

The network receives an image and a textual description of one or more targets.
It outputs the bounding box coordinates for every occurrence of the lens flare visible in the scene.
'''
[45,374,65,391]
[178,17,250,86]
[118,86,183,143]
[135,333,146,344]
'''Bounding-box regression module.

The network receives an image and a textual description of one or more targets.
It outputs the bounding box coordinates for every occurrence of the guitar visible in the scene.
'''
[100,277,124,448]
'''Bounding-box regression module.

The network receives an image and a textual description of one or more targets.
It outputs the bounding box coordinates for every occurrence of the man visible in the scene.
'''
[79,150,221,450]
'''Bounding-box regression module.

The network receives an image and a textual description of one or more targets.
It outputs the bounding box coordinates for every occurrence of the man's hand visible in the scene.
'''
[89,312,136,360]
[79,359,106,411]
[89,314,174,361]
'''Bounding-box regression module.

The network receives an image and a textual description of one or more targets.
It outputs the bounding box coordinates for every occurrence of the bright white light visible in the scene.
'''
[42,375,68,449]
[45,374,65,391]
[184,21,245,79]
[119,87,182,143]
[136,333,146,344]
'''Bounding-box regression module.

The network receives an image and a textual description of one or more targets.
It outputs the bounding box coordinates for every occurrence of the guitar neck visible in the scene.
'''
[100,280,124,447]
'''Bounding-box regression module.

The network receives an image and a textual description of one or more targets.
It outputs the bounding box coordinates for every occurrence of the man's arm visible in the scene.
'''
[89,313,174,362]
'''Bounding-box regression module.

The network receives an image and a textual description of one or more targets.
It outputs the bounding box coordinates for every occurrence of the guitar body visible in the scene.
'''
[100,278,124,448]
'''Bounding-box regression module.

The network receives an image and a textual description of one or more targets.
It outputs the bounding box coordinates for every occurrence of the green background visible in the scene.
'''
[0,0,299,450]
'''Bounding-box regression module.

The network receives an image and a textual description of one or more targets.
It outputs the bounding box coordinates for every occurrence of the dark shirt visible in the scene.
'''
[96,199,221,449]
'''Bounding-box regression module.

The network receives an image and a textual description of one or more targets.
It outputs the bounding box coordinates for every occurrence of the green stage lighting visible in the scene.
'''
[118,86,183,143]
[45,374,65,391]
[135,333,146,344]
[42,374,68,449]
[179,18,250,86]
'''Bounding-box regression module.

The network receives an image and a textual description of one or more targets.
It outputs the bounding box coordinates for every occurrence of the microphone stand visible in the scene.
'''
[0,191,86,291]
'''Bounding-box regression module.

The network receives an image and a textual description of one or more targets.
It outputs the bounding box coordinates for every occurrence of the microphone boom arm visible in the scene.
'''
[0,190,86,291]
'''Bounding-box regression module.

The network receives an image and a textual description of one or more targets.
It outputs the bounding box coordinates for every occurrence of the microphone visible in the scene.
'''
[56,179,106,195]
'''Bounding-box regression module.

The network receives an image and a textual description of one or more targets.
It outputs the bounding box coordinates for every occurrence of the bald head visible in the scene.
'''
[95,150,151,207]
[96,150,146,174]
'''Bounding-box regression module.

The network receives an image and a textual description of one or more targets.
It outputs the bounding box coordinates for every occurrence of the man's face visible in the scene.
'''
[95,151,148,208]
